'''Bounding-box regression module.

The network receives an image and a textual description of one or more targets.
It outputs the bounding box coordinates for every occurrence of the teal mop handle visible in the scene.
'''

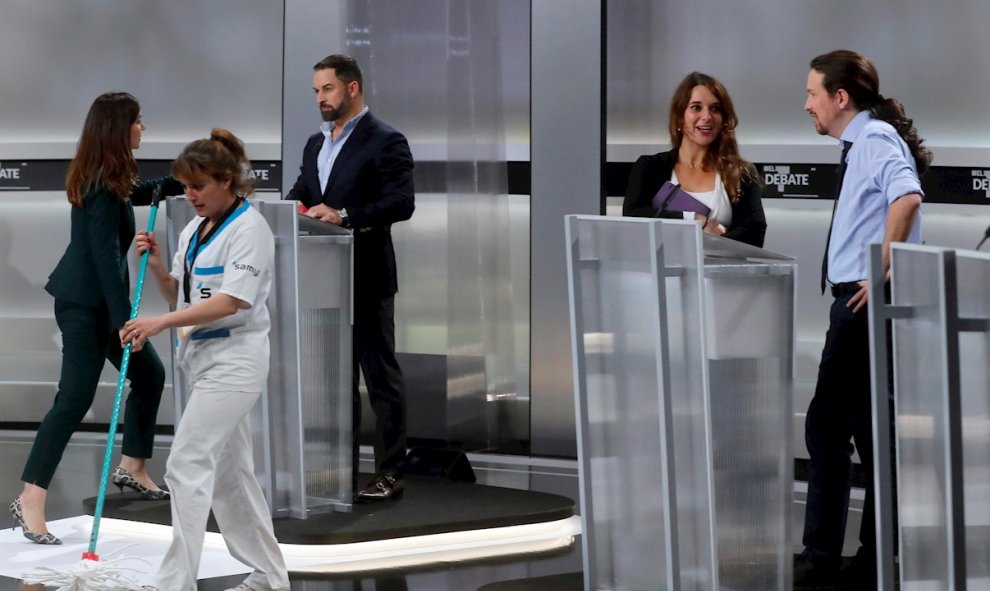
[86,186,163,557]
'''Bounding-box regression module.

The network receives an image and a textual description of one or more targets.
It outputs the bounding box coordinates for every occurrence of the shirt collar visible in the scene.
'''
[320,105,370,137]
[839,109,871,145]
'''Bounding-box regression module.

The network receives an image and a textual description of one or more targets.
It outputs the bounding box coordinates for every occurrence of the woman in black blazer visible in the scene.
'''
[623,72,766,248]
[11,92,182,544]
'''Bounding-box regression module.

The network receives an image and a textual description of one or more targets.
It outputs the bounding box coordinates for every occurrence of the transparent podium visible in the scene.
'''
[867,243,990,590]
[166,197,354,518]
[565,215,795,590]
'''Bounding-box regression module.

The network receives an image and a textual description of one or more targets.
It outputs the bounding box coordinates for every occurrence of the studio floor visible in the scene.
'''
[0,431,863,590]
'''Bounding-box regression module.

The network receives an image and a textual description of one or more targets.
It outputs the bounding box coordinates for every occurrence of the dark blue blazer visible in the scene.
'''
[45,177,184,329]
[286,111,415,298]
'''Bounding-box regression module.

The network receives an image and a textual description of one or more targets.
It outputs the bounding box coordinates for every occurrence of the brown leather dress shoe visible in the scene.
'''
[356,473,405,502]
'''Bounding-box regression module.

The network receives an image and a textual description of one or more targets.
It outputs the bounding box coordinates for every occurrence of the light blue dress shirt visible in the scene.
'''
[317,105,370,194]
[827,110,923,284]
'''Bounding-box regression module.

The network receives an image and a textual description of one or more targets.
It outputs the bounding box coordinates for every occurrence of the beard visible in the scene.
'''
[320,96,350,122]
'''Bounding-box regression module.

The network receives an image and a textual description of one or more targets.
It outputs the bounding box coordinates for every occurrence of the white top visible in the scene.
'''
[170,200,275,390]
[670,170,733,227]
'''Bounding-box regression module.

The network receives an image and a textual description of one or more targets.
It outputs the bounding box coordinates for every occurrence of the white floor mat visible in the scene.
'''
[0,515,251,584]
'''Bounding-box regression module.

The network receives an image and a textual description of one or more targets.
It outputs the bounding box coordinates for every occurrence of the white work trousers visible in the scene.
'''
[153,387,289,591]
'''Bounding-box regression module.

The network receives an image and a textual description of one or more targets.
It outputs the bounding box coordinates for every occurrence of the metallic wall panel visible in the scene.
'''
[283,0,530,451]
[0,0,283,159]
[530,0,602,458]
[605,1,990,158]
[0,193,175,425]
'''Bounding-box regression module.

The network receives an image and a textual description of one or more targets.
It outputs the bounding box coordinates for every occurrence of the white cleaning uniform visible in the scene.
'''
[154,200,289,591]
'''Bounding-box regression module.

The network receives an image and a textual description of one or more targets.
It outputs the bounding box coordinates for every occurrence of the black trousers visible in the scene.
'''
[352,294,407,479]
[21,300,165,489]
[803,292,877,566]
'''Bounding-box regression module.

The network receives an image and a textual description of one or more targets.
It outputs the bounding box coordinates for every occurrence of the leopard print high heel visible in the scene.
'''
[9,497,61,545]
[111,467,170,500]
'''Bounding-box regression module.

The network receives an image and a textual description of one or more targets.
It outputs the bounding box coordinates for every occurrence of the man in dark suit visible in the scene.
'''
[286,54,415,502]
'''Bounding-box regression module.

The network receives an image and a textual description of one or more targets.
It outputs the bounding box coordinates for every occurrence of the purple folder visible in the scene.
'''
[651,181,711,216]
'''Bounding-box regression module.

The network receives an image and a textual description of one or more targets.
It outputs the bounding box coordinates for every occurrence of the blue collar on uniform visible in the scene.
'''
[186,200,251,266]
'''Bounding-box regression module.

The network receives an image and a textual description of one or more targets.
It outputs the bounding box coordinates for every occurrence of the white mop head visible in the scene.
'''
[21,554,151,591]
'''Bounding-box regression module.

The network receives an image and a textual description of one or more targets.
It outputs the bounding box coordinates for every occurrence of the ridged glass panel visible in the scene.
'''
[301,307,349,501]
[337,0,529,451]
[568,217,669,590]
[704,266,793,590]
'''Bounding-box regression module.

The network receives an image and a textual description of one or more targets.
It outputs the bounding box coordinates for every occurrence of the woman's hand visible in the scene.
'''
[121,317,166,351]
[135,230,165,269]
[696,215,727,237]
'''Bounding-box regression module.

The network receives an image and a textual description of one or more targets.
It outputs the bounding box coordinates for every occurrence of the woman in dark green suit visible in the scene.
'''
[10,92,183,544]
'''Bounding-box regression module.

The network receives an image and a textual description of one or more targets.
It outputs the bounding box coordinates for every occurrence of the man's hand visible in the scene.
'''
[846,280,869,313]
[306,203,343,225]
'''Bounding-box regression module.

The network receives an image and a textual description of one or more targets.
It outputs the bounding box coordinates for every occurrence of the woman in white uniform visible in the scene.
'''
[124,128,289,591]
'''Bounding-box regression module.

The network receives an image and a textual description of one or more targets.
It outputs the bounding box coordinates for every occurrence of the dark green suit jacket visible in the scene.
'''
[45,177,184,329]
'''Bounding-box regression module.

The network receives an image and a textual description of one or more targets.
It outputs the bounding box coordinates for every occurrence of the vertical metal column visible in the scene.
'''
[649,221,681,591]
[531,0,603,457]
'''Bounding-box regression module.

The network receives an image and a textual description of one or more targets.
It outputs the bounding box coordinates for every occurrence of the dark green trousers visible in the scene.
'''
[21,300,165,489]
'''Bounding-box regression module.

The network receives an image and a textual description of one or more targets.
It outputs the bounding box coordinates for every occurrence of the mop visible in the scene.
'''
[22,186,165,590]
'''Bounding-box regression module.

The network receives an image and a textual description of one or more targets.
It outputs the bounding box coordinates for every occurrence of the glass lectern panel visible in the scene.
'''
[568,216,795,591]
[885,245,990,588]
[167,198,353,519]
[889,248,951,588]
[567,216,669,590]
[956,254,990,584]
[655,221,716,591]
[704,260,794,590]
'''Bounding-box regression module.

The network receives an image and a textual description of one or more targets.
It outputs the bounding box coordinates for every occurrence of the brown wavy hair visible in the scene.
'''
[810,50,932,174]
[171,128,254,196]
[65,92,140,207]
[668,72,758,203]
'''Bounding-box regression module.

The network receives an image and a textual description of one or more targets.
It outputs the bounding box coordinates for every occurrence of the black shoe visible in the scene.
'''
[794,551,840,589]
[9,497,61,545]
[111,467,170,500]
[356,473,405,502]
[838,548,877,590]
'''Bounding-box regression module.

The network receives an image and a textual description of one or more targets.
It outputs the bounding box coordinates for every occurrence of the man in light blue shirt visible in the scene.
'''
[317,104,369,194]
[797,50,931,588]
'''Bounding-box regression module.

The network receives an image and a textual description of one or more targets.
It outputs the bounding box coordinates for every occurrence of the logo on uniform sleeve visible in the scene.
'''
[973,169,990,198]
[232,260,261,277]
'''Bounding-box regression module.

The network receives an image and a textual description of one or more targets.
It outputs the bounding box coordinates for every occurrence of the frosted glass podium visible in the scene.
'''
[565,216,795,591]
[166,197,353,518]
[867,243,990,590]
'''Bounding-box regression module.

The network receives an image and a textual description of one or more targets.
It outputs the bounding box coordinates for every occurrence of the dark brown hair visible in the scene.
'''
[171,128,254,196]
[65,92,140,207]
[314,54,363,92]
[667,72,757,203]
[810,50,932,174]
